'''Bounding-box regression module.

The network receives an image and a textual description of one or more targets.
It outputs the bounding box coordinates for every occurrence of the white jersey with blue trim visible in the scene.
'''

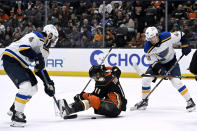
[144,31,183,64]
[3,32,49,68]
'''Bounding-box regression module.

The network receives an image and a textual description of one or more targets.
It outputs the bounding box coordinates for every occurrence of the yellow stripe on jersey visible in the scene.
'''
[40,38,44,42]
[3,52,29,68]
[161,36,171,43]
[18,47,31,51]
[147,46,155,53]
[181,44,189,48]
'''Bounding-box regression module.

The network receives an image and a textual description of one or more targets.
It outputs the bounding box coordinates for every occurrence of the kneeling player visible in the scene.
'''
[58,65,127,118]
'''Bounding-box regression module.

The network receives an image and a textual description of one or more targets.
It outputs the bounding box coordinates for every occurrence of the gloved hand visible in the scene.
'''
[74,92,84,102]
[35,53,45,70]
[152,62,166,76]
[182,46,191,56]
[44,80,55,97]
[112,66,121,78]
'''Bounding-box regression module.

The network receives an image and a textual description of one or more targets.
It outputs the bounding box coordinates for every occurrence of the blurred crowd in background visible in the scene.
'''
[0,1,197,48]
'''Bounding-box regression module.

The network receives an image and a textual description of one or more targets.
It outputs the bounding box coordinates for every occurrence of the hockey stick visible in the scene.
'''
[131,54,184,111]
[133,62,197,79]
[81,47,113,93]
[40,70,77,119]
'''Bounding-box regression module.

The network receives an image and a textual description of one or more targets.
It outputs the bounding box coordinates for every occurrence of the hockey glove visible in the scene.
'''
[182,45,191,56]
[44,80,55,97]
[112,66,121,78]
[151,62,166,76]
[74,92,84,102]
[35,53,45,70]
[180,34,191,56]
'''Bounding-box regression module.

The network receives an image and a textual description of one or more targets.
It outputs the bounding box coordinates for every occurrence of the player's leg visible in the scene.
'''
[3,60,38,126]
[170,78,196,112]
[169,64,195,112]
[7,68,38,117]
[134,76,154,110]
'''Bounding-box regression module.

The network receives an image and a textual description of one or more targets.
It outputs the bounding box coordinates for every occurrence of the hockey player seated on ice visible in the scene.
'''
[58,65,127,118]
[133,26,196,112]
[1,24,59,127]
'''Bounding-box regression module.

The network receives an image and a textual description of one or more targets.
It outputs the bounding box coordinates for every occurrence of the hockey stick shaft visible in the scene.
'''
[133,63,196,79]
[40,70,60,110]
[81,47,113,93]
[144,54,184,100]
[141,74,196,79]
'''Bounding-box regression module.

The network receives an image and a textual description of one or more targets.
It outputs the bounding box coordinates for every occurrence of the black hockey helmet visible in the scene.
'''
[89,65,105,78]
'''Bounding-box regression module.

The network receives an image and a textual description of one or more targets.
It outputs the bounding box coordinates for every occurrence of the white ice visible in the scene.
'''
[1,75,197,131]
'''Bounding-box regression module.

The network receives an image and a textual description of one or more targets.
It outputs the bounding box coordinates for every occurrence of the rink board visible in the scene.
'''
[0,48,195,77]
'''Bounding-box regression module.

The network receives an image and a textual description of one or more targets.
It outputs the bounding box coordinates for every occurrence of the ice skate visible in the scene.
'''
[10,111,26,127]
[58,99,78,119]
[186,98,196,112]
[58,99,72,117]
[7,104,26,119]
[131,99,148,111]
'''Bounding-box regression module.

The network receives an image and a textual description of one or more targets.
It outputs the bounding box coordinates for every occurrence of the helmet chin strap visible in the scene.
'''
[45,38,52,48]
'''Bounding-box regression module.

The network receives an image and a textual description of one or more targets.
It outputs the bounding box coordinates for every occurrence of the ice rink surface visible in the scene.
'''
[1,75,197,131]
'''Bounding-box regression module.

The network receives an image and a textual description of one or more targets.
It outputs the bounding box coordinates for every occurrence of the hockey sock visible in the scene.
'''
[14,93,30,112]
[178,85,191,101]
[142,86,151,99]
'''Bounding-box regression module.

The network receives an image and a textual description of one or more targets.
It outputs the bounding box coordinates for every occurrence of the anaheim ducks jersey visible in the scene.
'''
[144,31,184,64]
[3,31,49,68]
[92,69,124,99]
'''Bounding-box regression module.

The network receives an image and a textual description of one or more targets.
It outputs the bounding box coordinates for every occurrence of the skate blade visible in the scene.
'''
[187,107,196,112]
[10,121,25,127]
[130,106,147,111]
[63,114,78,119]
[7,111,13,116]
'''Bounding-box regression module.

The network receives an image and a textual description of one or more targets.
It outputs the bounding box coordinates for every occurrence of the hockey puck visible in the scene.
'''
[63,114,78,119]
[91,117,96,119]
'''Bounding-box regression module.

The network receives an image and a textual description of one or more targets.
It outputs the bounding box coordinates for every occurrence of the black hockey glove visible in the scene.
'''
[74,92,84,102]
[44,80,55,97]
[35,53,45,70]
[112,66,121,78]
[152,62,166,76]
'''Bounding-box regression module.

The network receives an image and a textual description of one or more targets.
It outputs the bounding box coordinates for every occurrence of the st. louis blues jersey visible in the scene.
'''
[3,32,49,68]
[144,31,184,64]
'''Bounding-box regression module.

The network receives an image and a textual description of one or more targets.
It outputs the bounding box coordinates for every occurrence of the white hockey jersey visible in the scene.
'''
[144,31,184,65]
[3,31,49,68]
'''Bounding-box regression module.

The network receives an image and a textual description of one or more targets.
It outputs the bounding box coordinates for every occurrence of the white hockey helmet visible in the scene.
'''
[43,24,59,47]
[145,26,158,41]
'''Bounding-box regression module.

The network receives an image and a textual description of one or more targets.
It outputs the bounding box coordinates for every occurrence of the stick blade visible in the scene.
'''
[63,114,78,119]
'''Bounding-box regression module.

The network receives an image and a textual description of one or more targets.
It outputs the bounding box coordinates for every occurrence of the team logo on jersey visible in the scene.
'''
[90,50,105,65]
[29,37,34,42]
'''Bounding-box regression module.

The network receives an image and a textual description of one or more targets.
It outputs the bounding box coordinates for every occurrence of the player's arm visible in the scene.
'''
[106,66,121,78]
[19,45,45,70]
[171,31,191,56]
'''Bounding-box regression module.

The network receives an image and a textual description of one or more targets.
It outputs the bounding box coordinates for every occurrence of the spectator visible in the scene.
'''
[78,26,92,47]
